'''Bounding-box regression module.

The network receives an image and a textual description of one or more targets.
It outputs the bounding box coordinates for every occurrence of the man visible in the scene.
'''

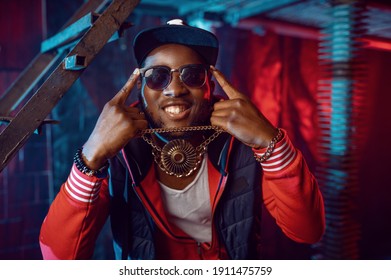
[39,19,325,260]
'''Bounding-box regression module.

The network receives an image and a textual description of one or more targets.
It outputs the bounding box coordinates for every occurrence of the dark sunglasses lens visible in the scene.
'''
[181,66,206,88]
[145,67,170,90]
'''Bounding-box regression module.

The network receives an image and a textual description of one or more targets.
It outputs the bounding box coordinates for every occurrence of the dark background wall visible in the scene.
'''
[0,0,48,259]
[1,0,390,260]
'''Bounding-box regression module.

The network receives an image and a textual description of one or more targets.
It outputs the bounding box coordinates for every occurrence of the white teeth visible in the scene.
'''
[164,105,186,115]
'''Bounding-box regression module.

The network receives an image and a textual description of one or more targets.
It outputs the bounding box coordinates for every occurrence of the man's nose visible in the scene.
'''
[162,72,189,97]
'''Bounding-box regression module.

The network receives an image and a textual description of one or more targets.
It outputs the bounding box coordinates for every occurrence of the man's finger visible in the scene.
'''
[213,99,240,111]
[133,119,149,135]
[210,66,244,100]
[210,115,228,131]
[112,68,140,104]
[126,110,146,120]
[211,106,233,118]
[124,106,143,114]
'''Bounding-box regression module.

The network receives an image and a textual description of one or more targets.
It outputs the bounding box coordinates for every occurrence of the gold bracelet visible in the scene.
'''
[254,128,283,163]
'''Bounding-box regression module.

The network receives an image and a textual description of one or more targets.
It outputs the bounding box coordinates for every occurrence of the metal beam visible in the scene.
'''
[133,0,302,21]
[0,0,140,172]
[177,0,229,15]
[224,0,301,25]
[41,13,98,53]
[61,0,111,29]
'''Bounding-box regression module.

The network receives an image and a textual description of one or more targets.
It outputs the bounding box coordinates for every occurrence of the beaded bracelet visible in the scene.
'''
[73,148,109,177]
[254,128,283,163]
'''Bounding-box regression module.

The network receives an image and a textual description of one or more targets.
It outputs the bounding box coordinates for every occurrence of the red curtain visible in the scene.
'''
[218,26,391,259]
[213,27,321,258]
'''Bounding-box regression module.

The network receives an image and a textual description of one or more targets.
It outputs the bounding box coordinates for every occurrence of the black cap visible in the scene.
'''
[133,19,219,67]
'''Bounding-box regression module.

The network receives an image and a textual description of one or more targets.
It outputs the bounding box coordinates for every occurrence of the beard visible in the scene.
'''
[140,96,213,141]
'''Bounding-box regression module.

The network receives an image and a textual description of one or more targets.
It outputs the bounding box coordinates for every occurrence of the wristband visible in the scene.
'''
[73,148,109,177]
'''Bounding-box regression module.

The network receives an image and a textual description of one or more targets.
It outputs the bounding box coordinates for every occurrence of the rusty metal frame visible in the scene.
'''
[0,0,140,172]
[41,12,100,53]
[0,0,111,117]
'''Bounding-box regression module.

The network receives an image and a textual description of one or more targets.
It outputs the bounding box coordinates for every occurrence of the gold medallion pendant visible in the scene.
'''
[161,139,198,177]
[141,126,222,177]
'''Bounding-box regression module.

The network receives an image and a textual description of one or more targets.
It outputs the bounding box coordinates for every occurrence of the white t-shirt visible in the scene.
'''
[159,156,212,243]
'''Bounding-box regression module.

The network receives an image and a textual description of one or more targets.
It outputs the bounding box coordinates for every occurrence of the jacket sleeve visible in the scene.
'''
[253,130,325,244]
[39,164,110,259]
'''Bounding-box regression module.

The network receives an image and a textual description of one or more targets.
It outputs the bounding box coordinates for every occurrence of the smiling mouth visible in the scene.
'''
[164,105,189,115]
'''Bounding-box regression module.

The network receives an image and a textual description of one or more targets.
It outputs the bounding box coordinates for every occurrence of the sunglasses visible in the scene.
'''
[139,64,208,91]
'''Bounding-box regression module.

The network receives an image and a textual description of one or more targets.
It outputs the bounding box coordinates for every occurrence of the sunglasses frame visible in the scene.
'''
[139,64,209,90]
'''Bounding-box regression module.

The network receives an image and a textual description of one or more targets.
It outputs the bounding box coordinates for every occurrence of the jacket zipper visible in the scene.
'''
[197,242,204,259]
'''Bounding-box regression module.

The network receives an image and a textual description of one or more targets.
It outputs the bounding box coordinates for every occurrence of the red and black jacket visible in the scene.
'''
[40,131,325,259]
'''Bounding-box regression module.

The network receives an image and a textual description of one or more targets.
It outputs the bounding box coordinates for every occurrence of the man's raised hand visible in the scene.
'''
[81,69,148,170]
[210,66,277,149]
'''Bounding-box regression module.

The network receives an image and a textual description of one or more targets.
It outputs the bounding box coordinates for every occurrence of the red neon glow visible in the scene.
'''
[362,38,391,52]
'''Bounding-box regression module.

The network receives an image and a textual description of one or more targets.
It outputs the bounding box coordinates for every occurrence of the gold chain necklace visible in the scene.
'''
[141,126,223,178]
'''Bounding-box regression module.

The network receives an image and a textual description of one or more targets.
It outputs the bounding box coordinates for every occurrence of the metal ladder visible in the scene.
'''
[0,0,140,172]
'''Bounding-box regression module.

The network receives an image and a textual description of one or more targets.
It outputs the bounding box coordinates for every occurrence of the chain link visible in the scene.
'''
[141,125,223,152]
[142,134,161,151]
[141,125,222,134]
[196,129,222,152]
